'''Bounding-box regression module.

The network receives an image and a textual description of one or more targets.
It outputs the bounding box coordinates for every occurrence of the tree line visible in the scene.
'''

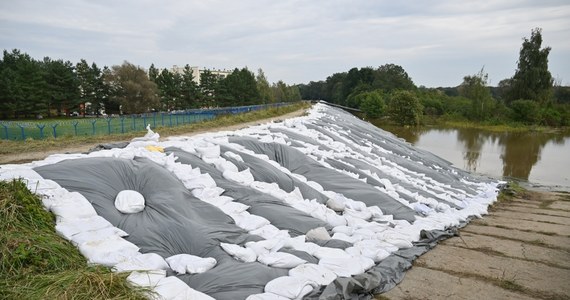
[298,28,570,126]
[0,51,301,119]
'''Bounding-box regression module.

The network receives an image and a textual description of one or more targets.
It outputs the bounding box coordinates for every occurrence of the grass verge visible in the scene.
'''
[0,102,309,157]
[0,179,147,299]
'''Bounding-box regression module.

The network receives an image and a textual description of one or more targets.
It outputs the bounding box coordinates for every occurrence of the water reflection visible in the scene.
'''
[378,124,570,187]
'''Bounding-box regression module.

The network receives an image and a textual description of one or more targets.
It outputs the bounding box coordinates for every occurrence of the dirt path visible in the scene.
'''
[380,191,570,300]
[0,109,307,165]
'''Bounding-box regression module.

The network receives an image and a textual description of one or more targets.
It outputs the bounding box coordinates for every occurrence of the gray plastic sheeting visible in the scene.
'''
[30,103,498,299]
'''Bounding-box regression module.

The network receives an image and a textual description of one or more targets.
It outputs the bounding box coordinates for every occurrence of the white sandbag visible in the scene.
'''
[71,226,129,246]
[0,167,43,182]
[154,276,216,300]
[78,235,140,266]
[220,202,250,215]
[115,190,145,214]
[191,187,225,200]
[184,173,217,189]
[220,243,257,262]
[195,145,220,159]
[224,151,244,162]
[114,253,169,272]
[249,225,286,240]
[282,235,306,249]
[233,213,270,231]
[131,124,160,142]
[222,168,255,185]
[305,227,331,241]
[318,257,366,277]
[265,276,318,299]
[414,203,433,216]
[331,232,361,243]
[313,247,352,260]
[245,239,286,256]
[127,269,166,287]
[166,254,217,274]
[50,197,98,222]
[246,293,290,300]
[306,180,324,192]
[324,212,348,227]
[331,225,354,235]
[293,242,321,256]
[55,215,115,240]
[289,263,337,286]
[258,252,307,268]
[326,197,345,212]
[344,207,372,220]
[214,159,239,173]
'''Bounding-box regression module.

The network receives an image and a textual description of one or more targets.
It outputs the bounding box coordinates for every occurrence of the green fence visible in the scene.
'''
[1,103,291,140]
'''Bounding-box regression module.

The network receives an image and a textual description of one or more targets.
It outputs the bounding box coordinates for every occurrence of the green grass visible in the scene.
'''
[0,102,309,158]
[0,179,148,299]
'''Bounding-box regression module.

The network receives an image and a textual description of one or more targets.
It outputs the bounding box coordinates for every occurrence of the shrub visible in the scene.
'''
[387,90,423,126]
[510,99,540,124]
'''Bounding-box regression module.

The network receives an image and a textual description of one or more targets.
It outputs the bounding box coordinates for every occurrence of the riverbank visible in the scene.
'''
[0,103,309,165]
[380,187,570,300]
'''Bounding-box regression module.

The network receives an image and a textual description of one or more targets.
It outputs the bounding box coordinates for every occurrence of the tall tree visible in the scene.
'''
[180,64,199,108]
[105,61,160,114]
[199,70,218,107]
[42,58,79,116]
[373,64,416,92]
[256,68,274,104]
[148,63,159,82]
[459,68,495,121]
[508,28,553,104]
[0,49,47,118]
[156,68,182,110]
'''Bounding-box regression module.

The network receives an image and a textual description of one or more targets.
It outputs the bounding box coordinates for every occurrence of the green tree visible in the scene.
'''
[105,61,160,114]
[508,28,553,104]
[180,65,199,108]
[458,68,495,121]
[215,68,261,107]
[42,57,79,117]
[373,64,416,92]
[256,68,274,104]
[0,49,47,118]
[199,70,218,107]
[358,90,385,119]
[272,80,288,103]
[387,90,423,126]
[148,63,159,82]
[156,68,182,110]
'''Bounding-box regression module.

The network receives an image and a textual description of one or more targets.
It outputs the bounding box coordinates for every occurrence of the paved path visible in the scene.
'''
[380,190,570,300]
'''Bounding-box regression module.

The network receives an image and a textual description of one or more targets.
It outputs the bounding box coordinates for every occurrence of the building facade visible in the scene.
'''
[170,65,232,85]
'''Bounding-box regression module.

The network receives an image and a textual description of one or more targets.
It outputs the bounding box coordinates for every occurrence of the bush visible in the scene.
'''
[540,107,562,126]
[358,90,385,119]
[510,99,540,124]
[387,90,423,126]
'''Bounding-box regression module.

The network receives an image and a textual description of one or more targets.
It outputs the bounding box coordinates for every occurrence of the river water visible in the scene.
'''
[378,125,570,190]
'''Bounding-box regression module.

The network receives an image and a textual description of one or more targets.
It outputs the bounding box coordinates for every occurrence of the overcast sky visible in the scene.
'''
[1,0,569,87]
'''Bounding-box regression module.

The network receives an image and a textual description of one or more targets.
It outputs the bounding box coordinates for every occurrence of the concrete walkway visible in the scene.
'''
[380,190,570,300]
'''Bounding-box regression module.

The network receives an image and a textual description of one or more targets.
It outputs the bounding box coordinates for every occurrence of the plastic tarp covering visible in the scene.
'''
[0,103,501,299]
[34,157,288,299]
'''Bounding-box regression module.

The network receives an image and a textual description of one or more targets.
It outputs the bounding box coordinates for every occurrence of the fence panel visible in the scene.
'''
[0,102,292,140]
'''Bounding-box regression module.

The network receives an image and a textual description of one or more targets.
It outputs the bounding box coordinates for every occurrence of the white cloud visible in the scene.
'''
[0,0,569,86]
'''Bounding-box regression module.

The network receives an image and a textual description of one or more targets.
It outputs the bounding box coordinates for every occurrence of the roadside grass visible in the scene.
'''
[0,102,309,157]
[0,179,148,299]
